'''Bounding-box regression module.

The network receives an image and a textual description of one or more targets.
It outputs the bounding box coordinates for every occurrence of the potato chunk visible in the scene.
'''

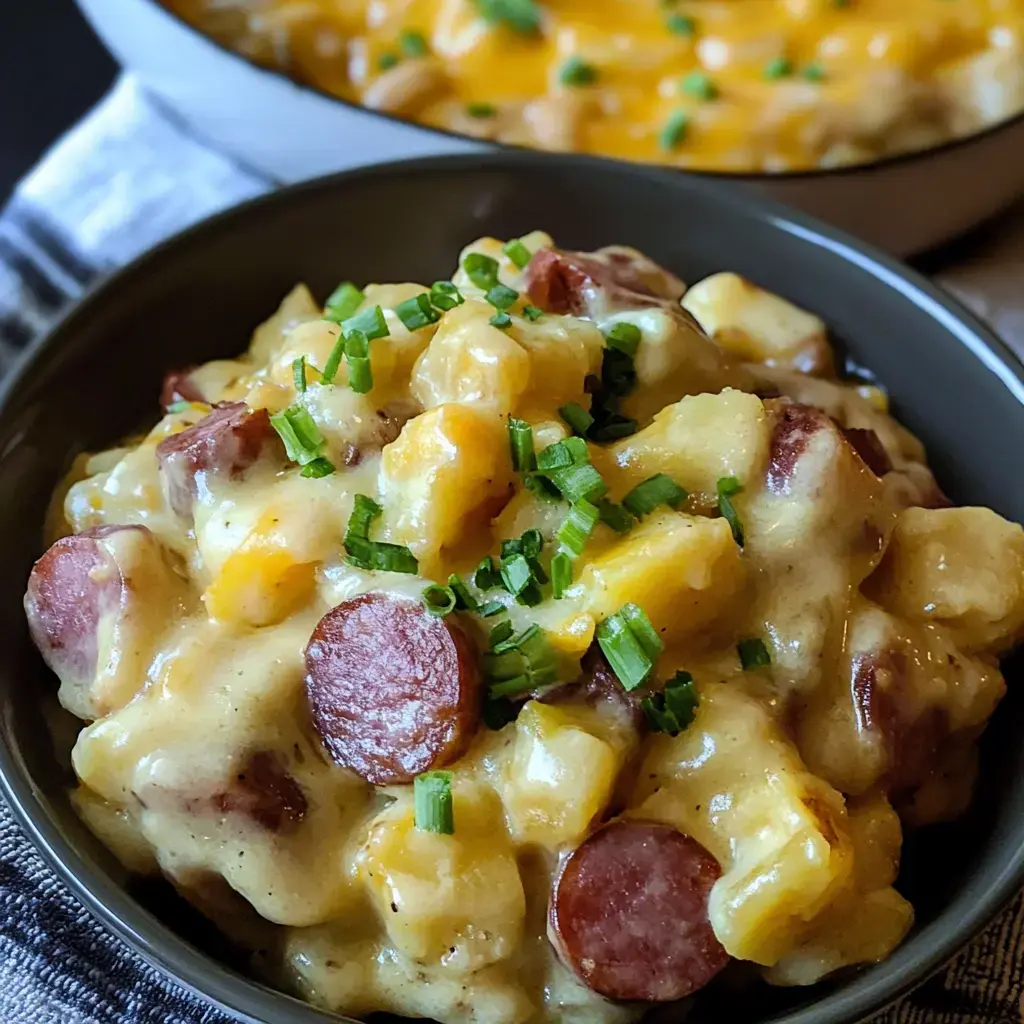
[682,272,832,375]
[380,403,513,572]
[607,390,769,506]
[632,683,854,967]
[865,506,1024,653]
[358,782,526,971]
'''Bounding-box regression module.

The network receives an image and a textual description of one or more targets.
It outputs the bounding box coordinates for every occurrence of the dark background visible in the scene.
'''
[1,0,116,202]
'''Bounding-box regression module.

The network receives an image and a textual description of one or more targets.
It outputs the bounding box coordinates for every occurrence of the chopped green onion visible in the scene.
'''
[474,556,502,590]
[341,304,390,342]
[764,57,794,80]
[508,417,536,472]
[377,52,400,70]
[621,602,664,660]
[475,0,541,35]
[400,29,429,57]
[622,474,688,517]
[551,551,572,598]
[500,553,534,597]
[489,674,533,698]
[463,251,501,291]
[324,282,364,322]
[523,305,544,321]
[600,348,637,399]
[489,620,515,648]
[559,402,594,437]
[344,329,373,394]
[321,333,346,385]
[300,457,335,479]
[557,498,600,558]
[604,321,642,357]
[559,56,598,87]
[484,622,557,692]
[414,771,454,833]
[537,436,588,472]
[717,476,745,547]
[477,599,506,617]
[345,494,383,545]
[166,401,191,414]
[738,637,771,670]
[503,238,532,269]
[597,612,654,692]
[597,498,636,534]
[466,102,498,119]
[550,462,608,503]
[801,62,826,82]
[343,496,417,572]
[681,71,717,101]
[430,280,464,311]
[524,472,561,501]
[660,110,690,150]
[589,412,638,442]
[292,356,308,393]
[486,284,519,310]
[491,311,512,328]
[448,574,478,611]
[423,584,456,617]
[665,13,695,35]
[270,406,327,467]
[520,529,544,558]
[394,293,442,331]
[642,671,699,736]
[366,542,419,574]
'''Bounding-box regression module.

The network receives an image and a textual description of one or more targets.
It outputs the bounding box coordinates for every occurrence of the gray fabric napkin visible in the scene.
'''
[0,73,1022,1024]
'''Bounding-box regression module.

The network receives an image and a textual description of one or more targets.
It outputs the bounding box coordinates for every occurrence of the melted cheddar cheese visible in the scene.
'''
[37,232,1024,1024]
[164,0,1024,170]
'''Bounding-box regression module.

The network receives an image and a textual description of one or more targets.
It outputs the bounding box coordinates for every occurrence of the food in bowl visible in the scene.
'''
[161,0,1024,172]
[24,230,1024,1022]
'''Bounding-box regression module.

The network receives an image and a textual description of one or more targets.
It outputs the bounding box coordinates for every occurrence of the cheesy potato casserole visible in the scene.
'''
[25,232,1024,1022]
[162,0,1024,171]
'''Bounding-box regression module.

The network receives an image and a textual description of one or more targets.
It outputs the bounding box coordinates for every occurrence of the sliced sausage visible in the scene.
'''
[550,819,728,1002]
[524,246,688,320]
[304,594,481,785]
[160,367,205,410]
[541,644,645,727]
[841,427,893,478]
[24,524,188,720]
[156,401,282,518]
[213,750,307,834]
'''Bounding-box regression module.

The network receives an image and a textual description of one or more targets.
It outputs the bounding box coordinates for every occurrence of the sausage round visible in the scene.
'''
[549,819,729,1002]
[304,594,481,785]
[160,367,205,410]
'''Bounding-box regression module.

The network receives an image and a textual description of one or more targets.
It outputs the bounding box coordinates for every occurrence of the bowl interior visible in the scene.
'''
[1,154,1023,1024]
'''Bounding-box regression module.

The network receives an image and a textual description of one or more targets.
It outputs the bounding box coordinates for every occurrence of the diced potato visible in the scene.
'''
[572,512,743,641]
[412,300,532,414]
[204,544,316,627]
[358,782,526,970]
[380,403,514,572]
[682,272,832,375]
[607,390,769,505]
[865,506,1024,653]
[266,319,340,391]
[508,314,604,411]
[632,683,854,966]
[452,236,529,297]
[764,793,913,985]
[504,701,626,848]
[71,786,158,875]
[249,284,322,365]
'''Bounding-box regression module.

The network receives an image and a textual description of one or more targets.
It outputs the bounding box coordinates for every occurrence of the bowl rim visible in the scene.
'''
[101,0,1024,183]
[2,150,1024,1024]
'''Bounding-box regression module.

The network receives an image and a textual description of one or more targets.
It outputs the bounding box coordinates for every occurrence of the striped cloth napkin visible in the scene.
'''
[1,73,1021,1024]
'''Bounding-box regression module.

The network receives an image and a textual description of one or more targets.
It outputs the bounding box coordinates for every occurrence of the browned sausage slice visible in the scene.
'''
[304,594,481,785]
[550,819,728,1002]
[525,246,687,319]
[156,401,283,517]
[160,367,205,410]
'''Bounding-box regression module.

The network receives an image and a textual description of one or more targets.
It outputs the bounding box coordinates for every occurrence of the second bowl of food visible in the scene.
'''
[2,153,1024,1024]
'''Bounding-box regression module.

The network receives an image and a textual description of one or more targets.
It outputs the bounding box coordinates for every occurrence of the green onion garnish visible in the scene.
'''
[621,602,665,660]
[321,333,346,385]
[166,401,191,414]
[503,238,532,269]
[717,476,745,547]
[500,553,534,597]
[489,619,515,648]
[491,311,512,328]
[537,436,587,472]
[270,406,327,467]
[559,402,594,437]
[660,110,690,150]
[300,457,335,479]
[345,494,383,545]
[738,637,771,670]
[324,282,364,322]
[448,575,478,611]
[551,551,572,598]
[400,29,429,57]
[552,462,608,503]
[292,356,308,393]
[474,556,502,590]
[344,329,373,394]
[430,280,464,311]
[604,321,642,357]
[681,71,717,101]
[414,771,454,833]
[475,0,542,35]
[377,52,400,70]
[559,56,598,87]
[596,498,636,534]
[360,541,419,574]
[801,62,826,82]
[589,413,638,442]
[486,283,519,310]
[642,671,699,736]
[597,611,655,692]
[764,57,794,80]
[342,304,390,342]
[477,599,506,617]
[463,251,501,291]
[484,623,557,692]
[466,102,498,119]
[423,584,456,616]
[622,474,688,517]
[508,417,536,472]
[519,528,544,558]
[523,305,544,321]
[557,498,600,558]
[394,293,442,331]
[343,495,418,573]
[665,13,695,35]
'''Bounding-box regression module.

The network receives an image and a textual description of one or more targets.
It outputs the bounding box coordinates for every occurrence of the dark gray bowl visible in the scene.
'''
[0,153,1022,1024]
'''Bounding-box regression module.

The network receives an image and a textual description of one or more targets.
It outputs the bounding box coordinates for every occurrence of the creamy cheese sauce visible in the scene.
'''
[163,0,1024,171]
[34,232,1024,1023]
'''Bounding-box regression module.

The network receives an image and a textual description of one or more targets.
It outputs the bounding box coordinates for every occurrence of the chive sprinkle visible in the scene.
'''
[764,57,794,80]
[717,476,745,547]
[300,457,335,479]
[448,574,478,611]
[423,584,457,617]
[801,62,826,82]
[292,356,307,393]
[597,611,655,692]
[394,293,441,331]
[503,238,532,269]
[604,321,642,356]
[343,329,373,394]
[621,602,664,660]
[341,304,390,342]
[486,283,519,310]
[738,637,771,670]
[466,102,498,118]
[596,498,636,534]
[270,406,327,467]
[523,305,544,321]
[377,52,400,71]
[559,402,594,437]
[508,417,536,472]
[551,551,572,598]
[463,251,501,291]
[400,29,429,57]
[665,13,695,35]
[475,0,542,35]
[414,771,454,833]
[430,280,464,311]
[556,497,600,559]
[560,56,598,87]
[491,311,513,328]
[324,282,364,322]
[321,333,346,385]
[622,474,688,517]
[642,671,699,736]
[660,110,690,150]
[681,71,717,101]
